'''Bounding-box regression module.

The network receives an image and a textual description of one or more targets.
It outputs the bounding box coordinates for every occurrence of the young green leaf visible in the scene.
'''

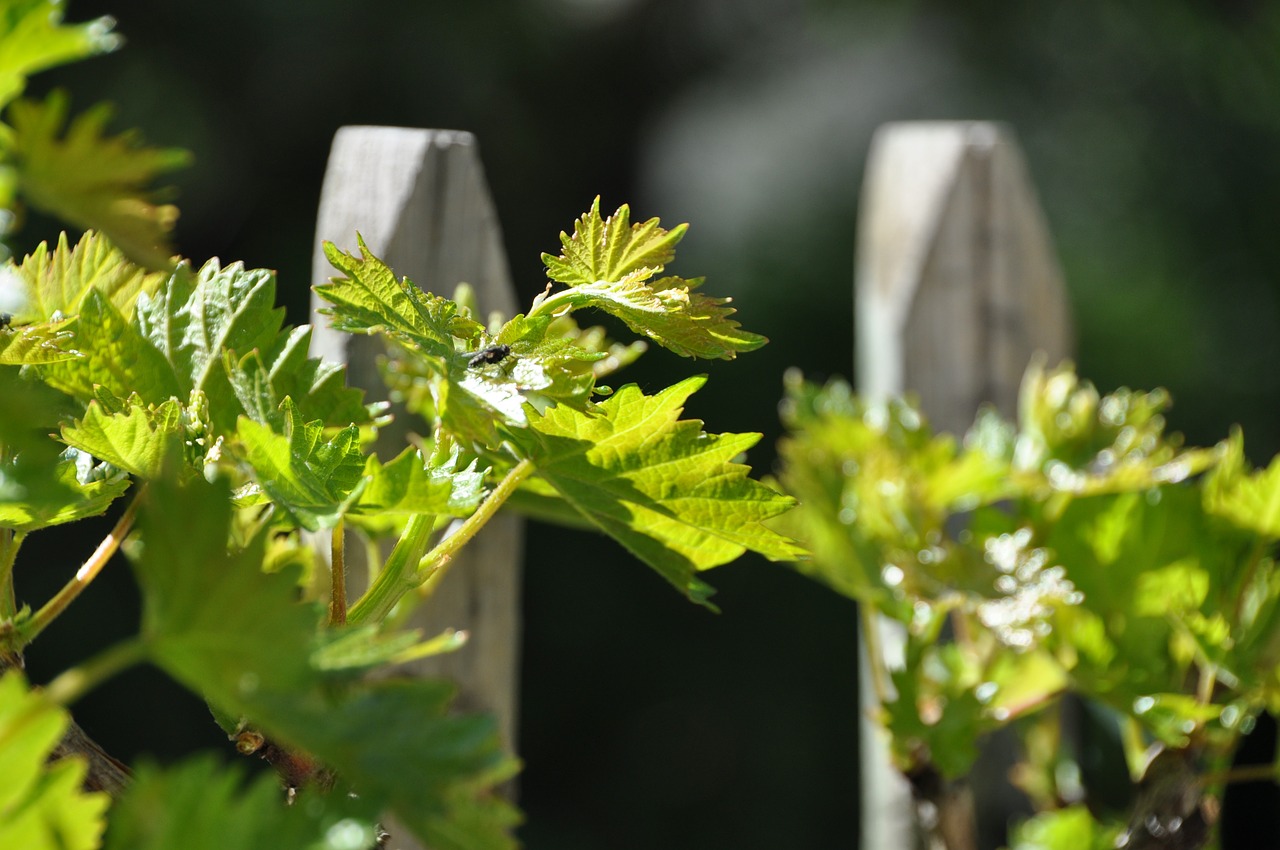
[237,398,366,531]
[507,376,804,606]
[3,230,167,325]
[1203,428,1280,538]
[0,670,108,850]
[0,0,120,111]
[543,196,687,289]
[59,395,188,480]
[317,236,477,356]
[353,444,485,520]
[37,287,182,406]
[7,91,190,268]
[0,320,72,364]
[538,199,766,359]
[226,324,373,429]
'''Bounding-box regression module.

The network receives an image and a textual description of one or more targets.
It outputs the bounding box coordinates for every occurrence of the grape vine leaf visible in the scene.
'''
[3,230,167,325]
[316,236,473,357]
[236,398,367,531]
[319,239,600,442]
[130,473,520,850]
[0,0,120,111]
[540,198,766,359]
[103,756,379,850]
[354,444,486,520]
[0,320,72,364]
[0,670,108,850]
[226,324,374,430]
[37,286,183,407]
[7,91,191,268]
[1203,428,1280,538]
[59,395,187,480]
[507,376,805,606]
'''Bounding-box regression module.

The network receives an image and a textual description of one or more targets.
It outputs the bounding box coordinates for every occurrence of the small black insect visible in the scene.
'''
[0,312,11,330]
[468,344,511,368]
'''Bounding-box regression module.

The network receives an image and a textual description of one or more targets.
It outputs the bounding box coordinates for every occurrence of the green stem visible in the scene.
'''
[346,514,434,626]
[414,458,535,597]
[329,520,347,626]
[526,287,577,320]
[19,484,146,647]
[346,458,536,626]
[42,637,147,706]
[0,528,24,622]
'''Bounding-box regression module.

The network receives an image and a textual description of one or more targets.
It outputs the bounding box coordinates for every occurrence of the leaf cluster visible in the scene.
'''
[0,197,797,848]
[774,359,1280,844]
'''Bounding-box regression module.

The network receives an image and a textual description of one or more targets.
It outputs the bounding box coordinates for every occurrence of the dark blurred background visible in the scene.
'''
[16,1,1280,847]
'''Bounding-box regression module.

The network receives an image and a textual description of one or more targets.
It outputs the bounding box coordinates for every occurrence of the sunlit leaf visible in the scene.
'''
[3,230,166,325]
[237,398,366,531]
[539,198,765,359]
[509,376,804,606]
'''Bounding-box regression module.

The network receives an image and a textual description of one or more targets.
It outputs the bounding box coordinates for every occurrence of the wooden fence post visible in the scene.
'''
[308,127,523,840]
[854,121,1073,849]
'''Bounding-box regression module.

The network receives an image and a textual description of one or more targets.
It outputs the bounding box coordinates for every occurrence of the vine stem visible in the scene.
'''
[42,637,147,706]
[1200,762,1280,788]
[18,484,147,647]
[329,520,347,626]
[347,458,536,625]
[0,528,24,621]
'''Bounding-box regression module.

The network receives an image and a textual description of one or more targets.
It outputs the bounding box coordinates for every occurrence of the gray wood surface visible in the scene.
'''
[309,127,523,833]
[854,121,1073,849]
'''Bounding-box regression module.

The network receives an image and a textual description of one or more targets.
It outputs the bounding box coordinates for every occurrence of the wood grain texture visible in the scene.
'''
[854,121,1073,850]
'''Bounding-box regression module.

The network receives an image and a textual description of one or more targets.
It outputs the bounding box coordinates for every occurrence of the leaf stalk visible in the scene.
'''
[19,483,146,647]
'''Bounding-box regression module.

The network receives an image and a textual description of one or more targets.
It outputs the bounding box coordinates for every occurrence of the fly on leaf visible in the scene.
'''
[468,344,511,368]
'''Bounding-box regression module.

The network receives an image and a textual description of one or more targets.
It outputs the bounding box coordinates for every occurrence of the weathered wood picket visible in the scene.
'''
[304,120,1071,850]
[856,121,1073,849]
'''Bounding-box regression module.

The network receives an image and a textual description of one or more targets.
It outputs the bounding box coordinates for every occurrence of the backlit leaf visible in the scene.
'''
[509,376,804,606]
[8,91,190,268]
[0,0,120,110]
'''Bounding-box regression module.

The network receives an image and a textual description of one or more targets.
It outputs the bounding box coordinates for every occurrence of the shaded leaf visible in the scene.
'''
[130,474,520,850]
[226,324,373,429]
[0,445,129,532]
[104,756,380,850]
